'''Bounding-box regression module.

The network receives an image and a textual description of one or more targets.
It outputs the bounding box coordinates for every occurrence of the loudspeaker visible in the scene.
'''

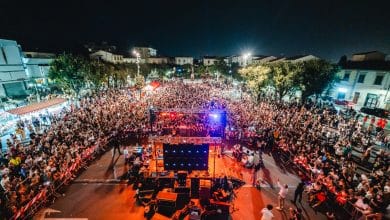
[175,187,191,194]
[175,187,190,209]
[199,187,211,200]
[191,178,200,198]
[157,204,176,217]
[177,171,187,186]
[158,178,175,189]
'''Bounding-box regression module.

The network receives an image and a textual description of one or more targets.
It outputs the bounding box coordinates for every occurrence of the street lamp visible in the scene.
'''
[133,50,141,77]
[242,52,251,66]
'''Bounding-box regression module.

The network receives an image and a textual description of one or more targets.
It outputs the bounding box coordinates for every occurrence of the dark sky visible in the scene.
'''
[1,0,389,61]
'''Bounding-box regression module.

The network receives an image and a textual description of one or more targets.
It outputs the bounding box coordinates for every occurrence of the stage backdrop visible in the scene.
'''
[163,143,209,171]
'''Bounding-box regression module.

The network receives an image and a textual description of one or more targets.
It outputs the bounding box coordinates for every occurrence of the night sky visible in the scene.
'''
[1,0,389,61]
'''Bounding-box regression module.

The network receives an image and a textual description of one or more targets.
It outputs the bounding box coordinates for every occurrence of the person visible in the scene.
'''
[110,135,122,156]
[276,179,288,210]
[292,180,305,204]
[261,204,274,220]
[289,207,302,220]
[246,153,254,168]
[123,146,130,165]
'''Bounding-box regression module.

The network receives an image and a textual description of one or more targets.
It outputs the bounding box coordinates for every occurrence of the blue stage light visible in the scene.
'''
[209,113,219,119]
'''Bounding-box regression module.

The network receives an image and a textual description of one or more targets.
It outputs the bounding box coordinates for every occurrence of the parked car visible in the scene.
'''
[360,107,390,120]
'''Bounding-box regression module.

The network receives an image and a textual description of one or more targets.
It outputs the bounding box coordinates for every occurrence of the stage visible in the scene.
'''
[36,146,325,220]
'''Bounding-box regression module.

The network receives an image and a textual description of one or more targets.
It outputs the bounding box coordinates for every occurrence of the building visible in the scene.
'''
[252,56,277,64]
[123,57,146,64]
[84,42,117,53]
[285,55,319,63]
[89,50,124,64]
[24,52,55,59]
[351,51,386,62]
[268,57,286,63]
[333,51,390,109]
[229,55,254,66]
[23,52,55,89]
[202,56,219,66]
[0,39,29,99]
[175,56,193,65]
[147,56,170,64]
[133,47,157,59]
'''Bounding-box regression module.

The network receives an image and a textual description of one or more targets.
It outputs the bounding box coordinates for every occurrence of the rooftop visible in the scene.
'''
[352,51,385,56]
[341,60,390,71]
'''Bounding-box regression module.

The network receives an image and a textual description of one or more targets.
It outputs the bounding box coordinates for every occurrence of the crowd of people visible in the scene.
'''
[0,89,149,218]
[148,80,390,218]
[0,79,389,219]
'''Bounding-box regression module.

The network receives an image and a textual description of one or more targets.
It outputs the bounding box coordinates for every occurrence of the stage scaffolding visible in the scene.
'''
[148,136,222,144]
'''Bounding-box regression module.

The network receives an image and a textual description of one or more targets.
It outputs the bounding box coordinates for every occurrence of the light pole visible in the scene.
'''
[133,50,141,77]
[243,52,251,66]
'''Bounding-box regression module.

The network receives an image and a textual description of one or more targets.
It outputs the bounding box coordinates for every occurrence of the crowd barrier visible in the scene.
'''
[11,144,100,219]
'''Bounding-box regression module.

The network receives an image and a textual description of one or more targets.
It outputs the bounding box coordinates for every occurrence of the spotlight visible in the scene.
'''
[209,113,220,120]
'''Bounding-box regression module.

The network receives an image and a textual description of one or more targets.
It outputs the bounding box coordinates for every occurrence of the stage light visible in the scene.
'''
[209,113,219,119]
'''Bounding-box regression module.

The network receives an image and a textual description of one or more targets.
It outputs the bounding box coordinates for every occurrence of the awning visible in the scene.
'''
[7,98,67,115]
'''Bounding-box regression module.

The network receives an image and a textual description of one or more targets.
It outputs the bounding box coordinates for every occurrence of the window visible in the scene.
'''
[342,72,350,81]
[374,75,384,85]
[357,74,366,83]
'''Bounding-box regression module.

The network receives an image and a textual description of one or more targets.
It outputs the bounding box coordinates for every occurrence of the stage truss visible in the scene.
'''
[149,135,222,144]
[153,108,226,114]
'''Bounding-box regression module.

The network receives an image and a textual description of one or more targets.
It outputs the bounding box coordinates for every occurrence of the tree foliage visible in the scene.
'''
[238,65,271,95]
[297,59,339,101]
[268,62,301,101]
[239,59,337,102]
[48,53,88,96]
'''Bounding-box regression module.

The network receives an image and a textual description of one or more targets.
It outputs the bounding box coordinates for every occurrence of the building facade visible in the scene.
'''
[285,55,319,63]
[333,51,390,109]
[147,57,170,64]
[89,50,124,64]
[252,56,277,64]
[0,39,29,98]
[175,57,193,65]
[23,52,55,88]
[123,57,146,64]
[202,56,219,66]
[133,47,157,59]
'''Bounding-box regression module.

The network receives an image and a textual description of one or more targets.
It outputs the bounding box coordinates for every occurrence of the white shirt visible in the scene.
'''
[247,155,254,164]
[261,208,274,220]
[277,181,288,198]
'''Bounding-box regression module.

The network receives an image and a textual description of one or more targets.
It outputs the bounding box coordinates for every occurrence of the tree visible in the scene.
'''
[194,65,208,78]
[209,59,229,76]
[239,64,271,96]
[84,60,109,90]
[267,62,301,101]
[48,53,88,97]
[296,59,339,102]
[338,55,347,66]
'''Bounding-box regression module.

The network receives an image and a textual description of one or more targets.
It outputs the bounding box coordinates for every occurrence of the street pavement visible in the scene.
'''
[34,146,326,220]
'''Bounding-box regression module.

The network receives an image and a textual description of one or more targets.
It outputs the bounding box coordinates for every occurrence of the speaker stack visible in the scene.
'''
[174,186,191,209]
[190,178,200,198]
[156,191,178,217]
